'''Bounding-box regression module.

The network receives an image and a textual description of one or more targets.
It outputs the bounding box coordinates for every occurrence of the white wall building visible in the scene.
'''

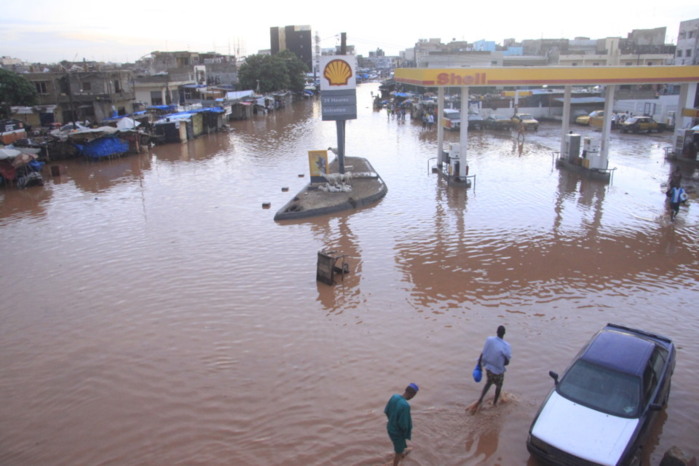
[675,18,699,65]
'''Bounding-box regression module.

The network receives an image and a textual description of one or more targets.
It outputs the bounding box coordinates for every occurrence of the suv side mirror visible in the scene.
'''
[549,371,559,386]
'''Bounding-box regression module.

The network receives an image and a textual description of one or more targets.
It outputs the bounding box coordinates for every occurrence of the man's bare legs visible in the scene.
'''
[393,447,412,465]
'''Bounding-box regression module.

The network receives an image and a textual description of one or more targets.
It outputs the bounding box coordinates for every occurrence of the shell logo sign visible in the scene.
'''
[320,56,357,121]
[323,59,353,86]
[320,56,357,92]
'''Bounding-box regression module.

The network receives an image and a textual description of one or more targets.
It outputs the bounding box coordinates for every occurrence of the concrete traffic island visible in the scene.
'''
[274,156,387,221]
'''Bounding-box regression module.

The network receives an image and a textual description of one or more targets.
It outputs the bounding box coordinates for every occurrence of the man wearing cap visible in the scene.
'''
[471,325,511,414]
[384,383,418,465]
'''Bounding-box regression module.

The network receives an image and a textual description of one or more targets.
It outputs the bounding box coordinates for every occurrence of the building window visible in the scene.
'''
[690,31,695,39]
[150,91,163,105]
[687,50,693,57]
[114,80,122,93]
[35,81,48,94]
[593,62,600,66]
[572,62,578,66]
[677,50,683,57]
[82,81,92,92]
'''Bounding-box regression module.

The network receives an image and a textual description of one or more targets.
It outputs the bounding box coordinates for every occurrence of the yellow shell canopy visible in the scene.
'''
[324,59,353,86]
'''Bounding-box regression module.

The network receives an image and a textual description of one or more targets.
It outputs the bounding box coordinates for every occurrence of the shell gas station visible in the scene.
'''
[394,65,699,185]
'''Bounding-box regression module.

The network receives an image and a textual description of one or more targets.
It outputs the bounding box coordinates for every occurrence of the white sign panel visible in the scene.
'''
[320,55,357,120]
[319,56,357,92]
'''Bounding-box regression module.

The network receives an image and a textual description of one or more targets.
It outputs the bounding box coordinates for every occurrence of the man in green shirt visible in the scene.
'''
[384,383,419,465]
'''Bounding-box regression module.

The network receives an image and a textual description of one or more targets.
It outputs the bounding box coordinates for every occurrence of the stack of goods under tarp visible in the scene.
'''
[0,147,44,188]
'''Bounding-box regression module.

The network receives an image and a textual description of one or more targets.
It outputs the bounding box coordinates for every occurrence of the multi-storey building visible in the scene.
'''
[132,51,238,107]
[22,68,135,126]
[270,25,313,71]
[144,51,237,87]
[405,26,675,69]
[675,18,699,65]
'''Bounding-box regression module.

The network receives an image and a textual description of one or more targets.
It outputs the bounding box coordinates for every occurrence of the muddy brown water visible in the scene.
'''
[1,83,697,465]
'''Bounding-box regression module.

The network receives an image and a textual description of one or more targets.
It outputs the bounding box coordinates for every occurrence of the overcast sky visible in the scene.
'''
[1,0,697,64]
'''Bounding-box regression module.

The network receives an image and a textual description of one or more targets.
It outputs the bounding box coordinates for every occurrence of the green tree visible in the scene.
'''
[276,50,308,93]
[238,51,308,93]
[0,68,37,118]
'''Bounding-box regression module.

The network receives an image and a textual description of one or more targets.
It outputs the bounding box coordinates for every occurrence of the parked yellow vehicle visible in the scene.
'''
[512,113,539,131]
[619,116,666,133]
[589,111,605,129]
[575,110,603,126]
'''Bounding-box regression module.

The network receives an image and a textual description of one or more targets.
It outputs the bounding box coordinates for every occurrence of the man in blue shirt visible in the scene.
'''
[384,383,418,465]
[668,185,687,221]
[471,325,512,414]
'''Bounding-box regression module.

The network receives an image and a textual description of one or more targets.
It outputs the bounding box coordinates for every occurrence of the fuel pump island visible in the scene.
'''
[394,65,699,183]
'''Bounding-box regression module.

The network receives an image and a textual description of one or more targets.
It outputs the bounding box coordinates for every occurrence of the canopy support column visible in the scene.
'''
[437,87,445,167]
[560,86,572,156]
[673,82,699,156]
[459,86,470,178]
[599,85,615,167]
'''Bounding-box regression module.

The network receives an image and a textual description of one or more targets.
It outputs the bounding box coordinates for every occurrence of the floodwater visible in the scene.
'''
[1,82,697,466]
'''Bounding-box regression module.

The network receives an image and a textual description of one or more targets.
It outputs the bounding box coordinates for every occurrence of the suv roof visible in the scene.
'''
[581,328,654,376]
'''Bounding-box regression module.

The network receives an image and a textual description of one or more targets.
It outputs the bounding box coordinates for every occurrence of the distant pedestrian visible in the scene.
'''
[470,325,512,414]
[384,383,418,465]
[668,166,682,190]
[668,186,688,221]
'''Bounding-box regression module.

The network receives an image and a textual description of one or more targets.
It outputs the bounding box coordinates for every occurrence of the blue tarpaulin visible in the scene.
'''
[76,136,129,160]
[186,107,225,114]
[147,105,178,112]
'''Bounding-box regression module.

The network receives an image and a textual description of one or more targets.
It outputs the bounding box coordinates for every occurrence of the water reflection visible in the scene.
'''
[0,185,53,221]
[151,133,232,163]
[231,101,323,160]
[71,154,149,193]
[553,170,607,238]
[311,215,363,315]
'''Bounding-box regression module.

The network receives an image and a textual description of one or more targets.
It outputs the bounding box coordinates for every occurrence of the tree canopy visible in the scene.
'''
[238,50,308,93]
[0,69,37,118]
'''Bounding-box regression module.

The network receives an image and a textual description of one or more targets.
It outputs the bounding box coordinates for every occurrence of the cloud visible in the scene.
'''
[1,1,695,63]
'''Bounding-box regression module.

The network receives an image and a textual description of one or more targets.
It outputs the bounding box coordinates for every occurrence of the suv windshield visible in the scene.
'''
[557,360,641,418]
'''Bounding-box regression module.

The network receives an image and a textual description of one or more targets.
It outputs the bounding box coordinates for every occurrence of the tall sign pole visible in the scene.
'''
[320,34,356,175]
[338,33,347,174]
